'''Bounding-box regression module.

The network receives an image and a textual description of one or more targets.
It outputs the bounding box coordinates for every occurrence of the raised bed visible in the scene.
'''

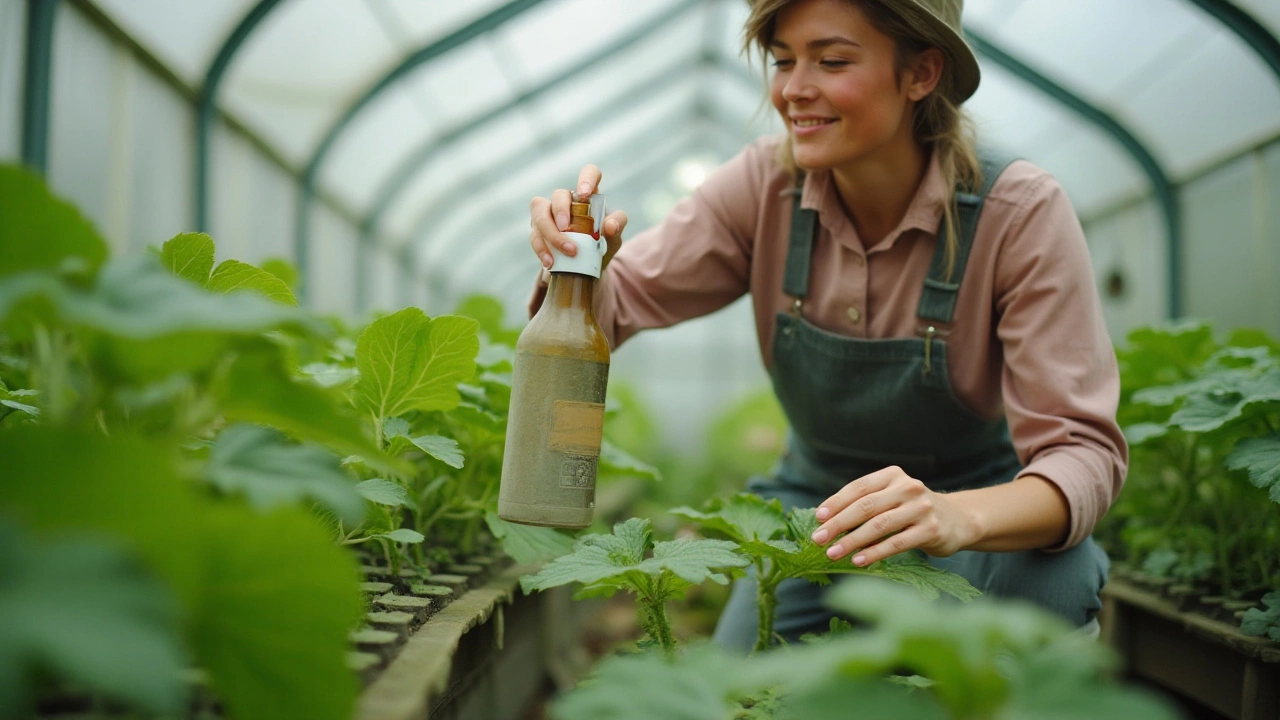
[355,562,587,720]
[1101,577,1280,720]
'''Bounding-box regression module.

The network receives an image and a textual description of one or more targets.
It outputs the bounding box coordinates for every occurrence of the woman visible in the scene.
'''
[527,0,1125,649]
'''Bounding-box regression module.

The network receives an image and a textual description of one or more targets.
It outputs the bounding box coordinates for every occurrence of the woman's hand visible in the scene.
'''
[808,466,984,566]
[529,164,629,271]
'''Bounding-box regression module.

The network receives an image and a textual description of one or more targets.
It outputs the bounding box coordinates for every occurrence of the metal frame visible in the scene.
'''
[194,0,285,233]
[296,0,550,303]
[1187,0,1280,89]
[966,27,1184,319]
[21,0,58,173]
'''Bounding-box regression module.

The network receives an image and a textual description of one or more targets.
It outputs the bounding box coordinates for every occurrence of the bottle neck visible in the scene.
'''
[545,271,598,319]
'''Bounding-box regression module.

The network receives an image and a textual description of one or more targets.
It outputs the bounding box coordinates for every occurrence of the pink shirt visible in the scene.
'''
[533,135,1127,550]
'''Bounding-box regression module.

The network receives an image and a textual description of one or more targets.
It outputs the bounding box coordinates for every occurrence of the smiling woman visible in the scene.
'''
[526,0,1125,653]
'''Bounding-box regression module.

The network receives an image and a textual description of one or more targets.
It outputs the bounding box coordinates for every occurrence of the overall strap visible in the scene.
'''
[916,149,1020,324]
[783,177,817,300]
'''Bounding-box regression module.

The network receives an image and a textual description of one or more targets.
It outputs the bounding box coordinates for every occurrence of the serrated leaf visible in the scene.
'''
[642,538,748,585]
[384,418,465,469]
[484,511,576,565]
[1225,433,1280,502]
[866,552,981,602]
[160,233,215,285]
[1240,591,1280,641]
[204,424,365,525]
[521,518,654,593]
[191,505,362,720]
[207,260,296,305]
[0,522,187,718]
[1169,368,1280,433]
[599,439,661,481]
[1122,422,1169,445]
[259,258,298,292]
[373,529,425,544]
[354,309,480,419]
[671,493,788,543]
[355,479,409,507]
[1,397,39,417]
[0,164,108,280]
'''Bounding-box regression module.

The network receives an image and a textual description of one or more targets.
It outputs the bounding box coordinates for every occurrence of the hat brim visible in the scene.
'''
[897,3,981,102]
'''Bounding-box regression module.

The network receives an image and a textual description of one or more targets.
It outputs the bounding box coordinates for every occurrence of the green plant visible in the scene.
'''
[549,579,1179,720]
[1101,321,1280,610]
[521,517,749,655]
[672,493,979,651]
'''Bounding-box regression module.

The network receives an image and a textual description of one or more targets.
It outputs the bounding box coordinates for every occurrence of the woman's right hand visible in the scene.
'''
[529,164,628,272]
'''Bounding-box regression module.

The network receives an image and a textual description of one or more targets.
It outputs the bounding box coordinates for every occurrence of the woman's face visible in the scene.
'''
[768,0,917,172]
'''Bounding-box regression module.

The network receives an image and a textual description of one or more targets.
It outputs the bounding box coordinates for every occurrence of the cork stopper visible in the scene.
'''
[567,202,594,234]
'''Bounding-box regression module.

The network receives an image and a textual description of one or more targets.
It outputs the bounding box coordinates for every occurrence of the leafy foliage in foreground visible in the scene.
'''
[672,493,978,650]
[551,580,1179,720]
[1099,321,1280,619]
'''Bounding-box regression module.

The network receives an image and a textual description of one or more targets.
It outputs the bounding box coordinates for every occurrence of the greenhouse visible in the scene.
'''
[2,0,1279,718]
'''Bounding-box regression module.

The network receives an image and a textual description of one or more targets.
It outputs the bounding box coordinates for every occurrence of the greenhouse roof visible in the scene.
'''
[85,0,1280,311]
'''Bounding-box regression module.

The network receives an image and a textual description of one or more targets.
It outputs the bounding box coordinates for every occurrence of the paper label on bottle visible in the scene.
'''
[549,400,605,455]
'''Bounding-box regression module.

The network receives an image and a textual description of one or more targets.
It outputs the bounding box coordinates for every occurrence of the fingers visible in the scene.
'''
[575,164,603,200]
[601,210,628,264]
[814,466,898,522]
[529,195,576,268]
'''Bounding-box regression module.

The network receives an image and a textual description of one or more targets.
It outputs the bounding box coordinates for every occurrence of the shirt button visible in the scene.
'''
[847,306,861,323]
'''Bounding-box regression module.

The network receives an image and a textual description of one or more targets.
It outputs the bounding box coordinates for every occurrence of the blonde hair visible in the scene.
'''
[744,0,981,281]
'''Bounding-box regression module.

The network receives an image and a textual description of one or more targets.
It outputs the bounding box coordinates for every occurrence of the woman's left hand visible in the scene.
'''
[809,466,983,566]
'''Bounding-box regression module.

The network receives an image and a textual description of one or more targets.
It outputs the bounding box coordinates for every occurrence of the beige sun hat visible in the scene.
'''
[887,0,982,101]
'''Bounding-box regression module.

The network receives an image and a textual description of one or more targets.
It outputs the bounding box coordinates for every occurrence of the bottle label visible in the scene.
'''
[549,400,605,454]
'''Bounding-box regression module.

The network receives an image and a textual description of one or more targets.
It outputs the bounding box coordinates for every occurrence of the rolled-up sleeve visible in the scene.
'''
[993,174,1128,551]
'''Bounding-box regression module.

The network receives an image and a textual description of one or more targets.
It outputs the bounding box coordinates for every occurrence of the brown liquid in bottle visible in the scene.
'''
[498,202,610,528]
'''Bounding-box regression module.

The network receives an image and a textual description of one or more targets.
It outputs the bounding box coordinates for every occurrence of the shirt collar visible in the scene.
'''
[797,150,948,255]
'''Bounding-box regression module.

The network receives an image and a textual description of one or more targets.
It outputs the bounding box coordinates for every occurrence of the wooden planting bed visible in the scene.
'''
[351,561,585,720]
[1101,577,1279,720]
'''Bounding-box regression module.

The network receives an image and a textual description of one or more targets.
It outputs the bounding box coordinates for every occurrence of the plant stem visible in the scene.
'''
[637,587,677,657]
[754,559,778,653]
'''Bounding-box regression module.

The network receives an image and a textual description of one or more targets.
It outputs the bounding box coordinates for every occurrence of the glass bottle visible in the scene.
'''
[498,197,610,528]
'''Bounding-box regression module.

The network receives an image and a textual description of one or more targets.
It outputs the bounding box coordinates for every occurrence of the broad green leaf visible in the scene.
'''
[0,427,204,609]
[869,552,982,602]
[1240,591,1280,642]
[552,645,742,720]
[484,511,576,565]
[191,505,362,720]
[1000,644,1179,720]
[642,537,748,586]
[1169,368,1280,433]
[299,362,359,388]
[779,678,947,720]
[355,479,410,507]
[0,164,108,279]
[204,424,365,524]
[207,259,297,305]
[384,417,465,468]
[1118,321,1215,392]
[354,308,480,419]
[219,344,410,478]
[160,233,214,285]
[671,493,787,543]
[521,517,654,593]
[0,522,187,719]
[455,294,521,347]
[373,529,425,544]
[1225,433,1280,502]
[599,439,661,481]
[475,339,515,372]
[259,258,299,292]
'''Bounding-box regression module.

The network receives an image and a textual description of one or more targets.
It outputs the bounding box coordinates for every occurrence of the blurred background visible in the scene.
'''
[3,0,1279,463]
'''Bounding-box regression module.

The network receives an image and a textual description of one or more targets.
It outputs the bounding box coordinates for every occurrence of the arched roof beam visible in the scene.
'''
[22,0,59,174]
[195,0,286,232]
[965,27,1184,318]
[295,0,551,303]
[1187,0,1280,90]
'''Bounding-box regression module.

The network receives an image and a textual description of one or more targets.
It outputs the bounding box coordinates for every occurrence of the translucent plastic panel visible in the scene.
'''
[209,123,264,263]
[322,86,440,212]
[1085,200,1169,342]
[965,0,1206,102]
[1123,28,1280,176]
[309,204,358,318]
[406,39,517,128]
[1237,0,1280,42]
[376,0,514,43]
[966,62,1088,151]
[223,0,403,163]
[1183,158,1263,329]
[369,244,401,313]
[493,0,691,88]
[92,0,255,85]
[0,0,25,160]
[128,64,194,252]
[48,5,115,242]
[1022,120,1148,218]
[717,0,753,61]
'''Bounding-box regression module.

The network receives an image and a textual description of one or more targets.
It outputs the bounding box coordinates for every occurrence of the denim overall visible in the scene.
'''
[711,152,1109,651]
